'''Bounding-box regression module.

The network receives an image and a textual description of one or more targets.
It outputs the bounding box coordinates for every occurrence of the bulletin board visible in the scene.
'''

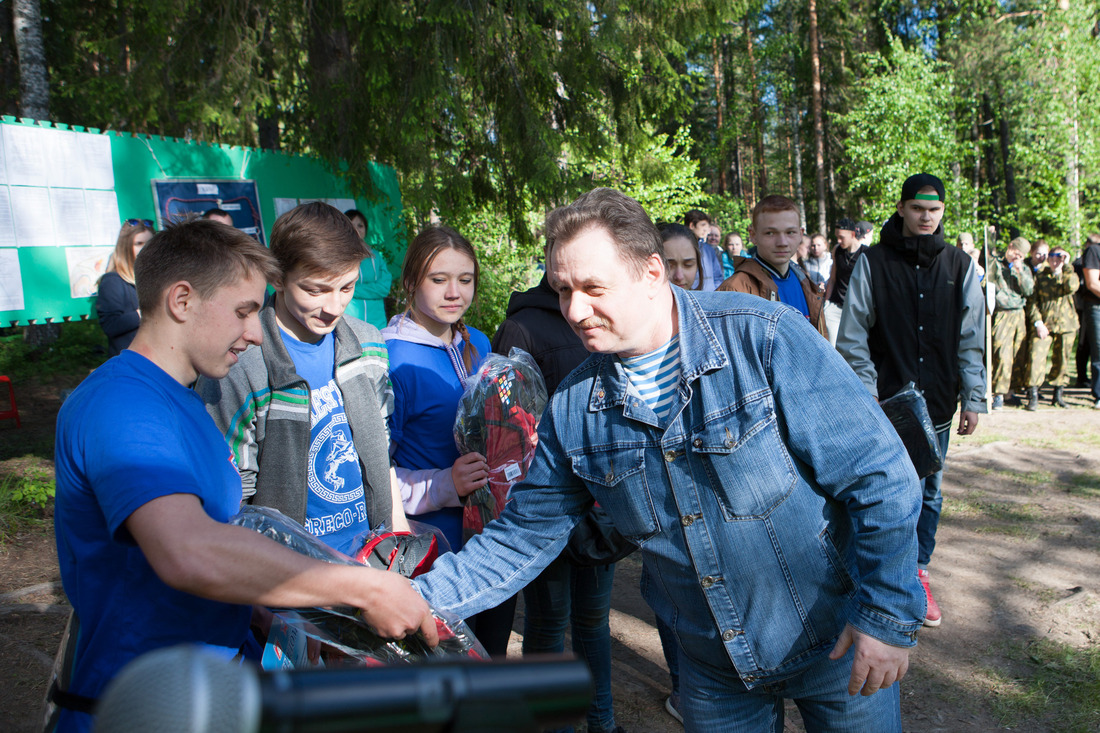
[0,117,405,327]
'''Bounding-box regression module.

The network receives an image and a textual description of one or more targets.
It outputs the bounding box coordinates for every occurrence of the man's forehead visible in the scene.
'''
[548,229,631,282]
[756,211,801,229]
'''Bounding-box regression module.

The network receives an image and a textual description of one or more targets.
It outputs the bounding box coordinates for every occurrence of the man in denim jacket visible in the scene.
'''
[415,188,925,731]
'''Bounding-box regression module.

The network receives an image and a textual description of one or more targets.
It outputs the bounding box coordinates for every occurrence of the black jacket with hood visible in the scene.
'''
[491,275,589,395]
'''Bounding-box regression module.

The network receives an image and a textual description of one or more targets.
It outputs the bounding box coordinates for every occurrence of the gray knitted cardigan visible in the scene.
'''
[197,305,394,528]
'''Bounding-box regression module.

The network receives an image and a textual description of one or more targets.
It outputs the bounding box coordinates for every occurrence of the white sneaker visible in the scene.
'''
[664,695,683,725]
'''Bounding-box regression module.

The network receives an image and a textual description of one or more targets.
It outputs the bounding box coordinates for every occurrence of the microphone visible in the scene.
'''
[95,644,592,733]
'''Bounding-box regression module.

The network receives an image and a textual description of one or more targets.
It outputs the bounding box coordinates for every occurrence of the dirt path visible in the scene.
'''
[2,390,1098,732]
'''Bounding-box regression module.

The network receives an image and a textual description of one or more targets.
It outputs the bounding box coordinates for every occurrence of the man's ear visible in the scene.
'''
[645,252,666,291]
[164,281,196,323]
[747,224,756,244]
[896,201,906,216]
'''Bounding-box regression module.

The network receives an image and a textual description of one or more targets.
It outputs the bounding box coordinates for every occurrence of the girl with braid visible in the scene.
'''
[384,226,515,656]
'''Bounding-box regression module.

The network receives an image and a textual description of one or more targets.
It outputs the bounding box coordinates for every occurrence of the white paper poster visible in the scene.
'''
[0,187,15,248]
[85,189,122,246]
[51,188,91,247]
[80,132,115,190]
[65,246,114,298]
[10,186,55,247]
[0,249,24,311]
[3,125,50,187]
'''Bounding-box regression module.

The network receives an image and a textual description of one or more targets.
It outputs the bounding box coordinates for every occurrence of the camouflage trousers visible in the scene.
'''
[992,308,1026,395]
[1027,331,1078,388]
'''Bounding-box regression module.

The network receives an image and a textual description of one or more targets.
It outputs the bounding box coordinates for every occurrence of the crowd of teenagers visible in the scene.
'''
[61,174,1100,733]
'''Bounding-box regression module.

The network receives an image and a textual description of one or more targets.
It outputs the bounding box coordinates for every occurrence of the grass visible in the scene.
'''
[0,321,106,382]
[1065,472,1100,498]
[0,469,54,543]
[968,431,1011,446]
[989,638,1100,732]
[943,494,1044,538]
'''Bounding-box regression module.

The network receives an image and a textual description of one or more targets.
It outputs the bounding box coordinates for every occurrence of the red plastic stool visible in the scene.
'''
[0,376,20,428]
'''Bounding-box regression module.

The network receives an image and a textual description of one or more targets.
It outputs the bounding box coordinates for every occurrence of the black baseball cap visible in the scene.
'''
[836,217,858,232]
[900,173,946,203]
[855,221,873,237]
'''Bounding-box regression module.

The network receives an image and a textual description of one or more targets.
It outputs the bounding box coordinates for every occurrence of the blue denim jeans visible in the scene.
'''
[917,427,952,568]
[522,556,616,733]
[680,645,902,733]
[1089,305,1100,401]
[655,613,681,697]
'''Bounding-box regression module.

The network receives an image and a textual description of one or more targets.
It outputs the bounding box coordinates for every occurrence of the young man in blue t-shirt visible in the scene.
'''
[52,220,436,733]
[200,203,407,556]
[717,194,830,339]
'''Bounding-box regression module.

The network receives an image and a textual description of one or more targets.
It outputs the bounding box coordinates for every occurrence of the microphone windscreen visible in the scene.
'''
[95,644,261,733]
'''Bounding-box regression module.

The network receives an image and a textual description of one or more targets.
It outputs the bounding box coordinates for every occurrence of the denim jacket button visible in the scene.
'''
[722,629,740,641]
[604,472,614,482]
[693,438,703,448]
[681,515,694,527]
[700,576,715,588]
[664,450,676,462]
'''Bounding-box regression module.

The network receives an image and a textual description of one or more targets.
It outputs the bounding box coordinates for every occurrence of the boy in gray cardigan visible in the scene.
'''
[199,202,408,555]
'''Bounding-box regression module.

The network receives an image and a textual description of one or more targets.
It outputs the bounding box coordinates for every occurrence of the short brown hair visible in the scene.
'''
[1006,236,1029,256]
[751,195,800,228]
[134,219,279,315]
[544,188,662,278]
[270,202,367,278]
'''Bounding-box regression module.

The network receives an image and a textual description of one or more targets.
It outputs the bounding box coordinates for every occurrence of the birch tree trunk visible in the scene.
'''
[13,0,48,120]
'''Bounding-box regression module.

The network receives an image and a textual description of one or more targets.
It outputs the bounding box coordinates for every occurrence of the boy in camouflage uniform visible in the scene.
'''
[988,237,1034,409]
[1025,245,1080,409]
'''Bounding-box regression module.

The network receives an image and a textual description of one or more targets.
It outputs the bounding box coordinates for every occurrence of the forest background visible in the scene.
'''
[5,0,1100,334]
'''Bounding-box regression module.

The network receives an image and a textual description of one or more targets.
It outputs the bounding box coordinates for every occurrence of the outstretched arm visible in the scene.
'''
[127,493,437,643]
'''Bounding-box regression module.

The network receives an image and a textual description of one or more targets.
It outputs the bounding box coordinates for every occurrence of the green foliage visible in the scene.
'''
[449,208,544,340]
[572,125,703,224]
[0,321,106,382]
[0,469,54,542]
[27,1,1100,259]
[700,194,751,238]
[838,37,964,226]
[5,468,55,509]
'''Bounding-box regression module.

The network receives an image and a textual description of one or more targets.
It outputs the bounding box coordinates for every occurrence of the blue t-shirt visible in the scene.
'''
[387,327,491,550]
[53,351,251,733]
[281,329,369,556]
[771,267,811,319]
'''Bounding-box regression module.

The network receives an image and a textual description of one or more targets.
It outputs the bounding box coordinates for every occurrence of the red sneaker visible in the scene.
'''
[918,568,942,627]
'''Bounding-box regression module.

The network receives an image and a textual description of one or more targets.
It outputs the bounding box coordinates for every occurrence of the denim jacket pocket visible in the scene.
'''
[818,527,858,599]
[691,397,796,518]
[573,448,660,543]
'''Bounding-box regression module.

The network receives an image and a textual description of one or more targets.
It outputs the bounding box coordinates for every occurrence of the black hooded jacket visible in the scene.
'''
[491,274,590,395]
[862,213,975,426]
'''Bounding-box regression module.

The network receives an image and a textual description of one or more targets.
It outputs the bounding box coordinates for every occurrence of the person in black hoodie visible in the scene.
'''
[836,173,986,630]
[491,274,626,733]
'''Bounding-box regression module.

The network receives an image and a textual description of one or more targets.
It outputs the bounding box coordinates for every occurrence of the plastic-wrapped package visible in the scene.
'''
[230,506,487,666]
[269,606,486,668]
[453,348,548,535]
[878,382,944,479]
[353,519,448,578]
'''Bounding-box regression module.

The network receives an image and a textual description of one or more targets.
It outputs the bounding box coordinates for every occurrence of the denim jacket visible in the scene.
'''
[415,287,925,687]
